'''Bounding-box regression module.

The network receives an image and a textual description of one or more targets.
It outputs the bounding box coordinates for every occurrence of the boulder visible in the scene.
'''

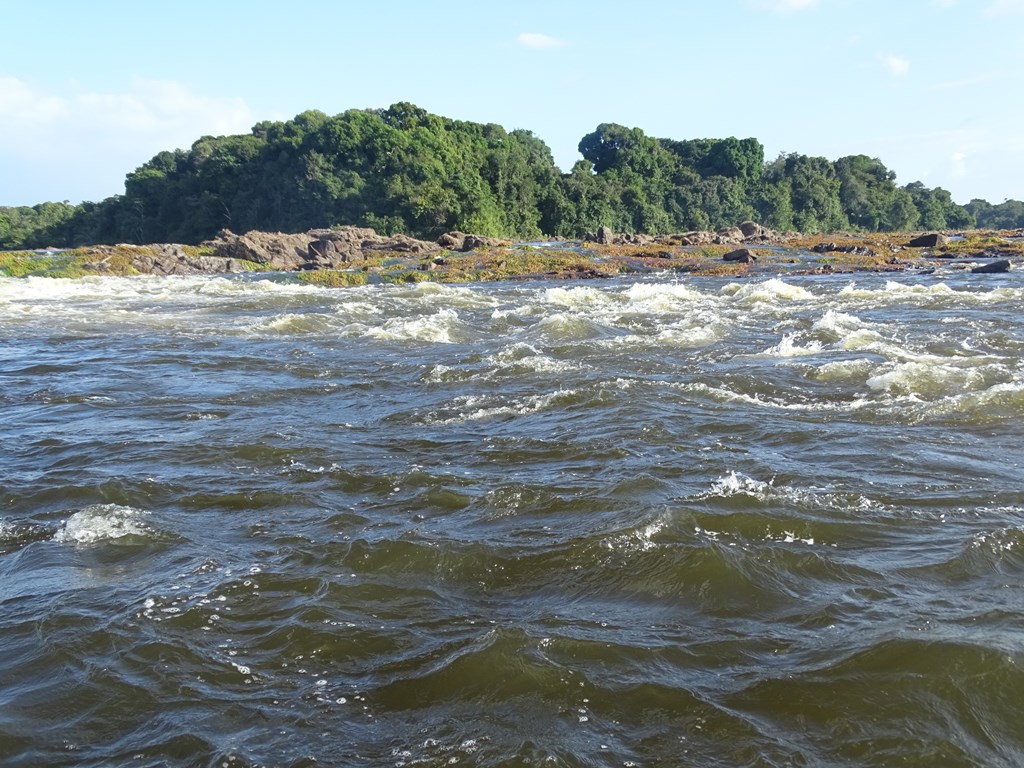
[674,230,715,246]
[714,227,744,245]
[597,225,614,245]
[723,248,758,263]
[739,221,763,238]
[203,229,312,269]
[811,242,877,256]
[436,231,506,252]
[971,259,1011,274]
[908,233,948,248]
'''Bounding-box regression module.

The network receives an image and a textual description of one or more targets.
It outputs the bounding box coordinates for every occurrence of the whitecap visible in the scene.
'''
[361,308,464,344]
[722,278,815,304]
[544,285,619,309]
[54,504,152,545]
[760,333,825,358]
[623,282,704,309]
[865,360,991,398]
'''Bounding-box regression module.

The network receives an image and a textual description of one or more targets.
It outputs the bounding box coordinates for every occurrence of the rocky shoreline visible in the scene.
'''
[2,223,1021,282]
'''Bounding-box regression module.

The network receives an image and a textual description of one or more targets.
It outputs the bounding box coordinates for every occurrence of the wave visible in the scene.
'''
[53,503,156,545]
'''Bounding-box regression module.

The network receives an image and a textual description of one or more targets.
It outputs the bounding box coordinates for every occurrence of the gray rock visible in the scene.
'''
[971,259,1011,274]
[597,226,614,245]
[739,221,762,238]
[723,248,758,263]
[908,233,948,248]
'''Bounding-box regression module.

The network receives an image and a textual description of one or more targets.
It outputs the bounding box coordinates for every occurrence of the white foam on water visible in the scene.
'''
[759,333,825,358]
[400,281,497,307]
[838,328,885,350]
[424,388,579,424]
[54,504,152,545]
[814,358,876,383]
[705,471,879,514]
[487,343,583,375]
[865,360,993,398]
[623,281,705,309]
[721,278,815,304]
[491,303,546,321]
[544,285,620,309]
[925,380,1024,421]
[679,382,848,413]
[251,312,333,334]
[709,471,775,498]
[361,308,464,344]
[604,517,668,553]
[969,526,1024,555]
[838,280,1023,306]
[811,310,883,350]
[534,312,612,340]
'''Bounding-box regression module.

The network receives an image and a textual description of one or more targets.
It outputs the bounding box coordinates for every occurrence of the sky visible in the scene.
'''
[2,0,1023,207]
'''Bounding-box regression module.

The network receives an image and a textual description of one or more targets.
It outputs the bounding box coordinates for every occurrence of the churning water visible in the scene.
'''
[2,269,1023,767]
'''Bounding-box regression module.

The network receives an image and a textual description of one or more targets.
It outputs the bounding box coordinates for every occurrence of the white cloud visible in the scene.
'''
[516,33,568,50]
[754,0,820,12]
[882,54,911,77]
[0,76,254,203]
[985,0,1024,15]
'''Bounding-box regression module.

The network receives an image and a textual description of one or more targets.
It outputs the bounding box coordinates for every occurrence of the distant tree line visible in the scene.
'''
[1,102,1021,250]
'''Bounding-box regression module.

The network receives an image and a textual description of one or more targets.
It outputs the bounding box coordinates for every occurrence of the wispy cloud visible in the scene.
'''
[882,54,911,77]
[753,0,820,12]
[0,76,252,138]
[0,76,254,202]
[985,0,1024,15]
[516,33,568,50]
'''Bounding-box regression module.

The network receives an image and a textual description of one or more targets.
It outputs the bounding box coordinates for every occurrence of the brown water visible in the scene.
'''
[2,270,1023,767]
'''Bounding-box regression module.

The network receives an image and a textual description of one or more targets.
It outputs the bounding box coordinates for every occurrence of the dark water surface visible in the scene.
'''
[2,270,1023,767]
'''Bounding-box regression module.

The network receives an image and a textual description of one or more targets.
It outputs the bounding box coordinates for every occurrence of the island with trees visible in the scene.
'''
[1,102,1022,281]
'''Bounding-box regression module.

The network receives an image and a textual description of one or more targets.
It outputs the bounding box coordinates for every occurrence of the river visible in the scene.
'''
[2,269,1023,767]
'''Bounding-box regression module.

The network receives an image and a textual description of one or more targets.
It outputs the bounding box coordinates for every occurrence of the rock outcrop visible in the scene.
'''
[203,229,312,270]
[203,227,442,270]
[77,244,254,276]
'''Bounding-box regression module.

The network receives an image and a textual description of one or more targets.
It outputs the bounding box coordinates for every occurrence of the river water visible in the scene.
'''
[1,269,1023,767]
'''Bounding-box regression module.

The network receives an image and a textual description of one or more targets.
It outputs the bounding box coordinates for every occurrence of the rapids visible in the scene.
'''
[2,269,1023,767]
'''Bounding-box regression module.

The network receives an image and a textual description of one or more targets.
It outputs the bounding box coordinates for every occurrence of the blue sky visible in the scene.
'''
[2,0,1023,207]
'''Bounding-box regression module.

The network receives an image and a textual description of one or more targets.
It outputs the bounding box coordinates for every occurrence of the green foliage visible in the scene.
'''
[904,182,973,230]
[966,198,1024,229]
[2,103,1016,251]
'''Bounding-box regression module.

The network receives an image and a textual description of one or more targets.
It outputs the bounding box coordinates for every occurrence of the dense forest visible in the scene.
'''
[2,102,1022,250]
